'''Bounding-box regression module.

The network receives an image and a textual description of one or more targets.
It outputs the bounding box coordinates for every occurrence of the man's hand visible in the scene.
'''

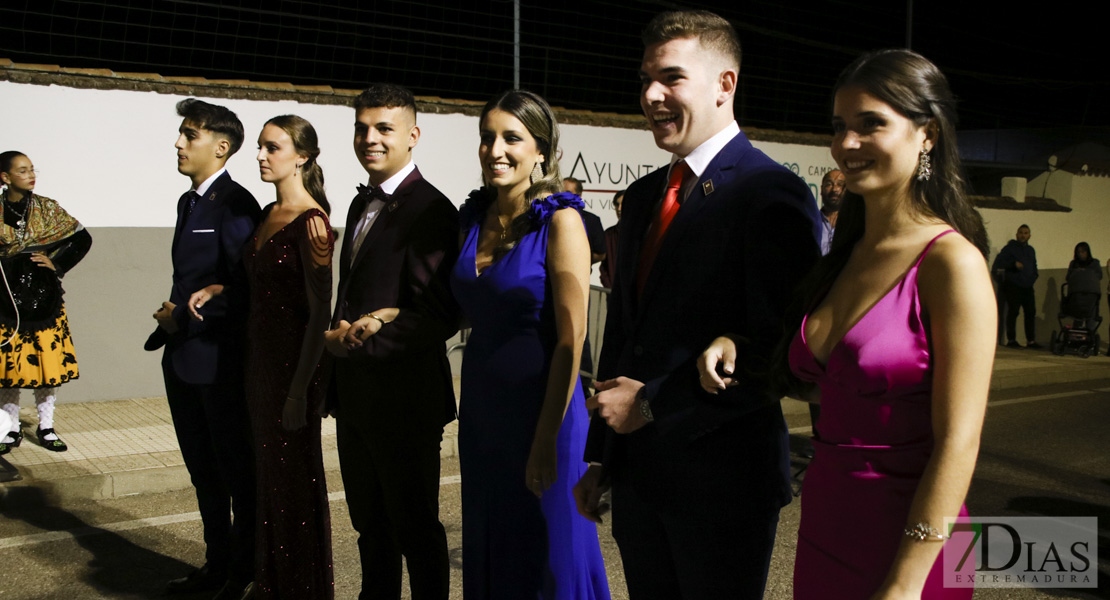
[1015,261,1024,270]
[586,376,648,434]
[153,302,179,334]
[573,464,610,523]
[324,320,352,357]
[698,335,740,394]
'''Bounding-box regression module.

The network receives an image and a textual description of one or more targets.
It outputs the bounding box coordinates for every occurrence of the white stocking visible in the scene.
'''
[34,387,58,440]
[1,388,20,440]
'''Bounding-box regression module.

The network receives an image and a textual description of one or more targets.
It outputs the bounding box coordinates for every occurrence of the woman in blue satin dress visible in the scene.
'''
[450,90,611,600]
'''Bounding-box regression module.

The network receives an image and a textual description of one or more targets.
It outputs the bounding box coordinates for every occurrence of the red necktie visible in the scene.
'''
[636,161,690,296]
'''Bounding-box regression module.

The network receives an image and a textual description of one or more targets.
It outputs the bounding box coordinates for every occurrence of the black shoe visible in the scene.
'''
[165,564,227,595]
[1026,342,1044,350]
[36,427,67,452]
[1005,341,1021,348]
[0,430,23,455]
[213,580,256,600]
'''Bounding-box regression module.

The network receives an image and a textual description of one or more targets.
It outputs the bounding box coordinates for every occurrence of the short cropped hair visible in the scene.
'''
[642,10,742,71]
[563,177,583,195]
[176,98,245,156]
[354,83,417,123]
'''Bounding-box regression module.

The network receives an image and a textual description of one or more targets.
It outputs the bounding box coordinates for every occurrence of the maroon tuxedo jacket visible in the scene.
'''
[330,166,460,433]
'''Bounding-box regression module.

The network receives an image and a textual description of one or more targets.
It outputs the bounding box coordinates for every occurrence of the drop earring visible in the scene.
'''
[916,147,932,182]
[530,160,544,185]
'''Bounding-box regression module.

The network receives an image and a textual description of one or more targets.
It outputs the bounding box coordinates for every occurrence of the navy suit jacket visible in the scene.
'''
[587,131,821,510]
[145,171,262,385]
[330,166,460,433]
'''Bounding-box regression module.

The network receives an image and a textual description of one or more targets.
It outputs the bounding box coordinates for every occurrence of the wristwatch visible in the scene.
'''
[637,388,654,422]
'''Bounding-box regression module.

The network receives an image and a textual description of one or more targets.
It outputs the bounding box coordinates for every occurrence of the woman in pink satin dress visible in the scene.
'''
[699,49,993,599]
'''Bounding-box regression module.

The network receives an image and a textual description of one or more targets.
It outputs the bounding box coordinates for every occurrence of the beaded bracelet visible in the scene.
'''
[904,521,949,542]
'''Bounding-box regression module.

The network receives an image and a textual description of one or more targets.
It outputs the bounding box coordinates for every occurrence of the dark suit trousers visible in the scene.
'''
[1002,282,1036,343]
[163,367,255,583]
[609,425,782,600]
[336,413,448,600]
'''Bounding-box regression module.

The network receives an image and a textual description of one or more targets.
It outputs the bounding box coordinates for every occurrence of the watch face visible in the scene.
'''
[639,397,654,421]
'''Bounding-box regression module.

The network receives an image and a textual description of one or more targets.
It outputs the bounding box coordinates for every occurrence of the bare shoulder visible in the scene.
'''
[549,206,586,232]
[547,208,589,263]
[918,231,992,307]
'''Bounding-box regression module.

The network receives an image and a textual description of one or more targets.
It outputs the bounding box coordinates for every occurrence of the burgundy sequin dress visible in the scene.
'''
[243,206,334,599]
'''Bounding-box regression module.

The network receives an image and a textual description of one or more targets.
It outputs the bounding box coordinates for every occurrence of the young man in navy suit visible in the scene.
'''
[575,11,821,599]
[147,99,261,600]
[323,84,459,600]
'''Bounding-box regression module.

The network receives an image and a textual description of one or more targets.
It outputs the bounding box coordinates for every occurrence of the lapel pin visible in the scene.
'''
[210,192,217,201]
[702,180,715,196]
[388,201,399,212]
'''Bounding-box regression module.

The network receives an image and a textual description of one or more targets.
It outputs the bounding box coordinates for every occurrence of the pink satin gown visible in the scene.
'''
[788,230,974,598]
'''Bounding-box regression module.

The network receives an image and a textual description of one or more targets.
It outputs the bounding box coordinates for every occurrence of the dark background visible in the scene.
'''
[2,0,1106,134]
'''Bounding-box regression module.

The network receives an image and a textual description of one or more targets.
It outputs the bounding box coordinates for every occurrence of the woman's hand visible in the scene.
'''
[697,335,739,393]
[30,252,55,271]
[282,395,308,431]
[525,431,558,498]
[187,284,224,321]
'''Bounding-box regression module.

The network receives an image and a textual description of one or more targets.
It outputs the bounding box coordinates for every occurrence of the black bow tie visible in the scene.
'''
[356,184,391,204]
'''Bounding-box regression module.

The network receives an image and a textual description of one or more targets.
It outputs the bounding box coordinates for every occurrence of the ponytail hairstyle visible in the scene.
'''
[773,49,989,398]
[468,90,563,259]
[264,115,330,215]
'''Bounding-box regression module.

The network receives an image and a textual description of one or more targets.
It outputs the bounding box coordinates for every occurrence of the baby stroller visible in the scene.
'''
[1050,282,1102,357]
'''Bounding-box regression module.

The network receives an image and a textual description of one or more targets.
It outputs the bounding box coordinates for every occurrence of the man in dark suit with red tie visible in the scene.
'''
[323,84,459,600]
[147,99,261,600]
[574,11,821,599]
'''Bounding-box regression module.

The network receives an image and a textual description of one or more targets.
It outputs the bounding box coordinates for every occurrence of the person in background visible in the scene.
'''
[562,176,605,390]
[599,189,624,289]
[1065,241,1101,330]
[992,224,1040,348]
[818,169,844,255]
[0,151,92,456]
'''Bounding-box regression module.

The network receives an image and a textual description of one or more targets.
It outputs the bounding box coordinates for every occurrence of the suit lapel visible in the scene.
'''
[636,133,752,312]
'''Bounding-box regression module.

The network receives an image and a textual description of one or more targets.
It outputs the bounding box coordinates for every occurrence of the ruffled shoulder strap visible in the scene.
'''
[527,192,584,228]
[459,188,492,231]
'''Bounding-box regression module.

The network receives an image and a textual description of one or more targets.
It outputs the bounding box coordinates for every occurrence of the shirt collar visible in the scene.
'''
[670,121,740,178]
[372,161,416,196]
[194,168,227,197]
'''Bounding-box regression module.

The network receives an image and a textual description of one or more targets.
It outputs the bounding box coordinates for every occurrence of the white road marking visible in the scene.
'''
[987,390,1090,407]
[0,475,463,549]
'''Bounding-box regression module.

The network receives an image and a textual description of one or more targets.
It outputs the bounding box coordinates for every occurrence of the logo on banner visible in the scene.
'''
[943,516,1097,588]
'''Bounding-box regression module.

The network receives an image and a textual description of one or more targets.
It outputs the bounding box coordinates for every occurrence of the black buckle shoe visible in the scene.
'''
[36,427,68,452]
[0,430,23,455]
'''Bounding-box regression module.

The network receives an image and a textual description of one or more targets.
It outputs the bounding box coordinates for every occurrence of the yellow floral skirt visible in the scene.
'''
[0,306,79,388]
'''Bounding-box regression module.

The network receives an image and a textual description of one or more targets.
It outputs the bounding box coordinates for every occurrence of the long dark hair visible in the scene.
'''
[264,115,330,215]
[774,49,988,397]
[466,90,563,259]
[1072,241,1094,267]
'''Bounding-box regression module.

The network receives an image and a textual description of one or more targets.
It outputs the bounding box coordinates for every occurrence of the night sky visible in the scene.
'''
[2,0,1106,136]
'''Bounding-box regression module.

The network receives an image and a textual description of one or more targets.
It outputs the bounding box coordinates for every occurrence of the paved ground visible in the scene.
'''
[1,345,1107,598]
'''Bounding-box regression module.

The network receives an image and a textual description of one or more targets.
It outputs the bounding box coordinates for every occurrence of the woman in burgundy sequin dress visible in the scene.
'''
[191,114,334,599]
